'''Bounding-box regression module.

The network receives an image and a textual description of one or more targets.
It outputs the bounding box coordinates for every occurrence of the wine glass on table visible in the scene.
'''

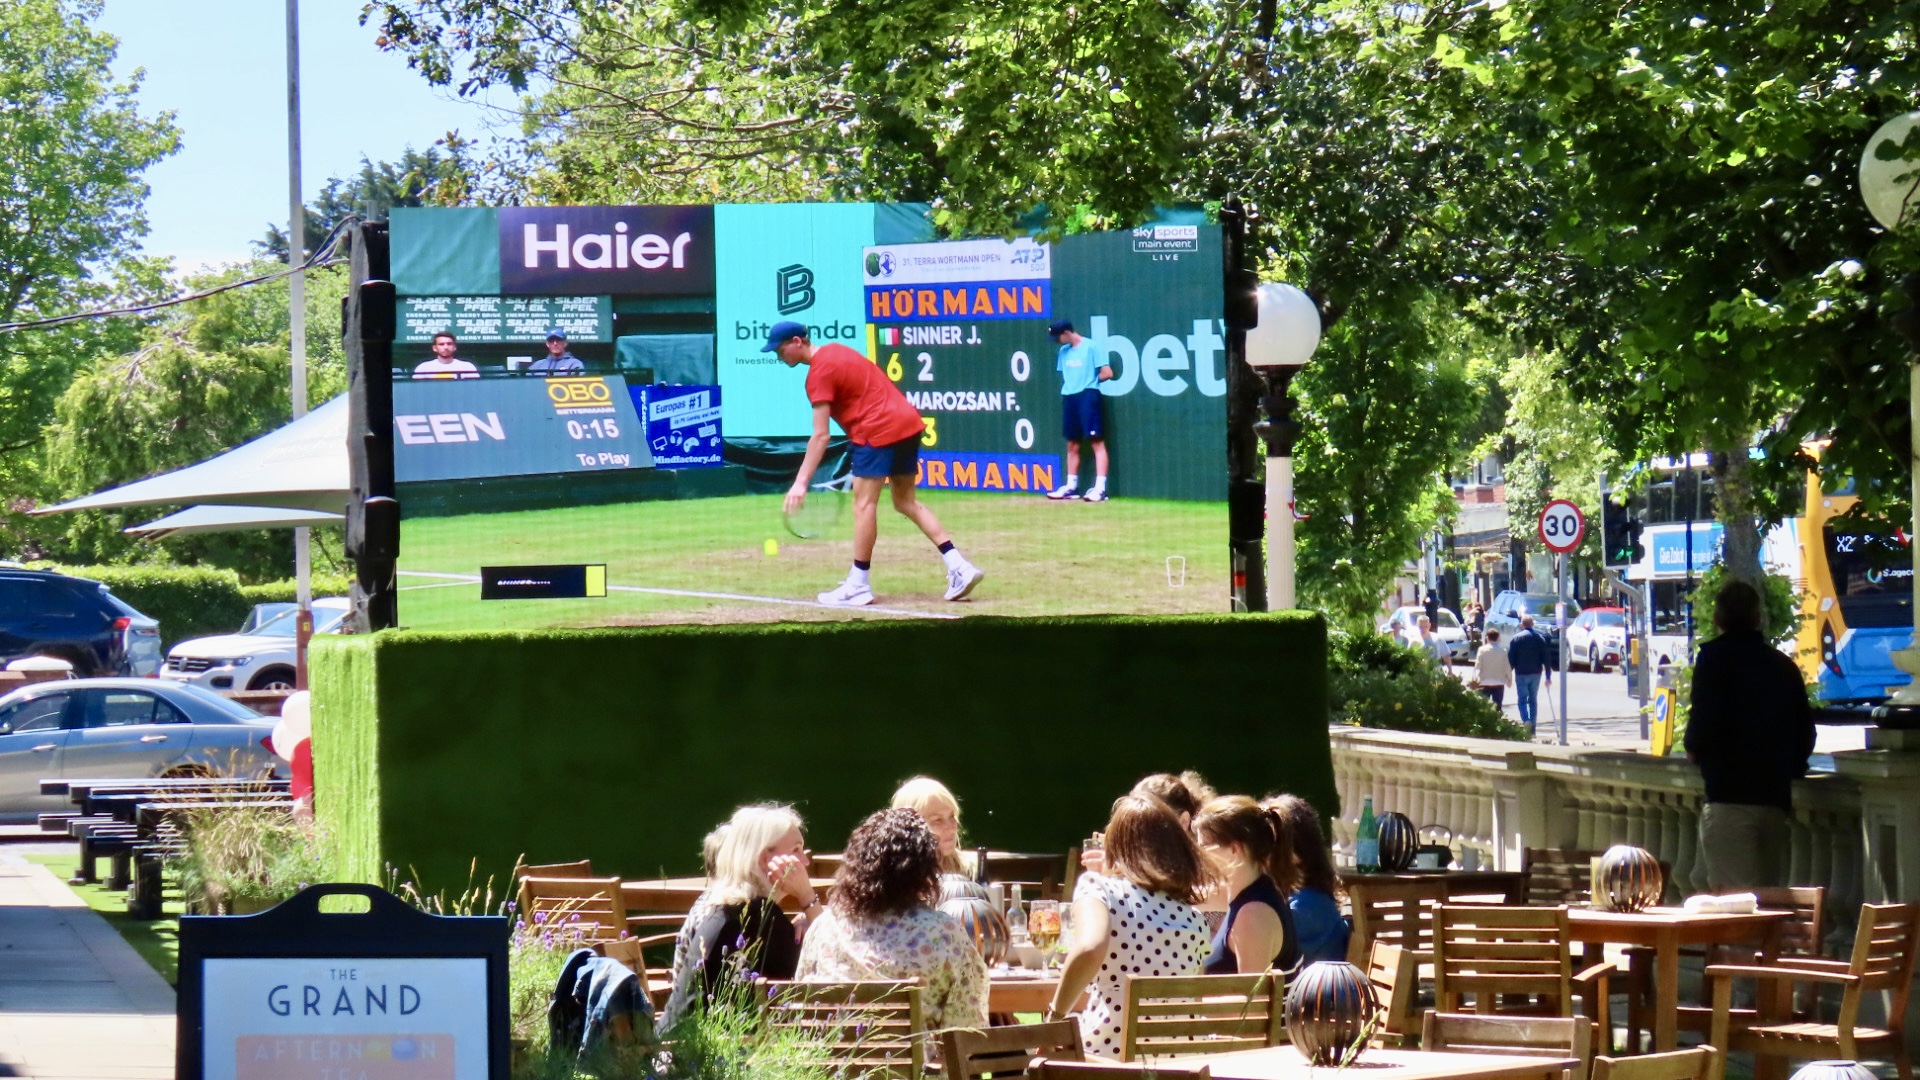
[1028,899,1062,968]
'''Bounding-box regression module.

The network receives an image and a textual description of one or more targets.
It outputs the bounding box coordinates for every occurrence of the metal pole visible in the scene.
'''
[1270,450,1295,609]
[1557,551,1570,746]
[287,0,312,686]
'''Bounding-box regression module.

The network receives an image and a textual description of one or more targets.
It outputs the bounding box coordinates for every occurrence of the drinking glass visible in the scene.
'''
[1028,900,1062,966]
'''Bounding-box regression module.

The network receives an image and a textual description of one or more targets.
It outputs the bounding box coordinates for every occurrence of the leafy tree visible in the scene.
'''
[0,0,178,459]
[33,264,351,578]
[259,147,470,259]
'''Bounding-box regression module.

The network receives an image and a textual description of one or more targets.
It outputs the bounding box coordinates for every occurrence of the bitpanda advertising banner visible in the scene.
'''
[390,207,1226,630]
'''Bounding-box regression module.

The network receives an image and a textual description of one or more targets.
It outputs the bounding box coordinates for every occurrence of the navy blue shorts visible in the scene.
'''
[1062,388,1105,441]
[851,437,921,478]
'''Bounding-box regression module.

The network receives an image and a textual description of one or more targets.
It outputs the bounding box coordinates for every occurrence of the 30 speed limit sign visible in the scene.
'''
[1538,498,1585,554]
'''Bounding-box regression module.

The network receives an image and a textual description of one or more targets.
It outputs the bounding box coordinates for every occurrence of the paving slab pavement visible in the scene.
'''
[0,853,173,1079]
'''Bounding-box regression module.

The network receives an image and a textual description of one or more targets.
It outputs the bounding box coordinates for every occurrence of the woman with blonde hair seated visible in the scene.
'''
[890,775,967,876]
[662,804,821,1029]
[797,807,988,1033]
[1048,794,1210,1058]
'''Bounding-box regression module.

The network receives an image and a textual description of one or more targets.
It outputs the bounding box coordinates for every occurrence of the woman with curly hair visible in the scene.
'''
[1261,794,1350,964]
[796,807,988,1033]
[1048,794,1210,1058]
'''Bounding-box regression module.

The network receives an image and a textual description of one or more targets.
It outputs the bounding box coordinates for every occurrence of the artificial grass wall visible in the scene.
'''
[311,613,1332,894]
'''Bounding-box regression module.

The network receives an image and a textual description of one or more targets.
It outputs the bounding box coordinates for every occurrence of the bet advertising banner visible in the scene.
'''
[714,203,874,437]
[387,205,1227,631]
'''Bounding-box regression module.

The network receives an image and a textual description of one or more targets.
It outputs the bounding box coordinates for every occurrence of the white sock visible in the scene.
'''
[849,565,871,587]
[941,548,967,570]
[1090,476,1107,492]
[1058,477,1079,491]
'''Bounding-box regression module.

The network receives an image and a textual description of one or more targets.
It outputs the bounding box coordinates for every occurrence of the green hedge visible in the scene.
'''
[27,563,355,647]
[311,613,1335,893]
[1328,630,1527,740]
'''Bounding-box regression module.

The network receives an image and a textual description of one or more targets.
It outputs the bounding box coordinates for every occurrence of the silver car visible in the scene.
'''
[0,678,277,821]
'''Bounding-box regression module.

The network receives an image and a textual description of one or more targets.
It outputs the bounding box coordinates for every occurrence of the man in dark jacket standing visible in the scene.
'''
[1683,580,1816,891]
[1507,615,1553,736]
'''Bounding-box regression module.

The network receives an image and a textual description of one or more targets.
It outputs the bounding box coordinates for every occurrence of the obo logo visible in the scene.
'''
[777,264,815,315]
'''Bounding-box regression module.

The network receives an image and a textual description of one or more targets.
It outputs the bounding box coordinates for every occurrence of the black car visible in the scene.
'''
[0,568,163,677]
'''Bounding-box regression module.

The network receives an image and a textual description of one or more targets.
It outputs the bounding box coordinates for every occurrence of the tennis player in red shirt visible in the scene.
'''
[766,320,985,606]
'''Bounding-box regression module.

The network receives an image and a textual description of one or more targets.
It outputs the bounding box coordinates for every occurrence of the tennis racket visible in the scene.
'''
[783,475,851,539]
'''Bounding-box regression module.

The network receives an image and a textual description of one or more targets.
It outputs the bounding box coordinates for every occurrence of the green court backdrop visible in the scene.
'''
[311,613,1333,894]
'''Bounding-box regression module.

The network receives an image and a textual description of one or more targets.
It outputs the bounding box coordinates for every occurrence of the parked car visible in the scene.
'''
[1378,606,1471,664]
[160,598,352,691]
[1564,606,1629,672]
[1485,590,1583,663]
[0,567,162,677]
[0,678,276,820]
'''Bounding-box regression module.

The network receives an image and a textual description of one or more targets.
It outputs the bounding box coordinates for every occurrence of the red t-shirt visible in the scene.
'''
[805,343,926,446]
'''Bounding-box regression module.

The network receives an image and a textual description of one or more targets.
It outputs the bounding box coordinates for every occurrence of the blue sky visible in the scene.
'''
[97,0,509,271]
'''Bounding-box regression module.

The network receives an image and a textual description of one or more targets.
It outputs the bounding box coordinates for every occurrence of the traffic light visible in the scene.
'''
[1225,265,1259,331]
[1600,492,1647,568]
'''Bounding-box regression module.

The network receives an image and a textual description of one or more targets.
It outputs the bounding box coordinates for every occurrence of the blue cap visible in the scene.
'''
[545,327,568,341]
[762,320,809,352]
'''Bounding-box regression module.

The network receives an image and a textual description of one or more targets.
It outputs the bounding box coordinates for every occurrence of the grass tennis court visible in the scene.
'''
[395,491,1227,629]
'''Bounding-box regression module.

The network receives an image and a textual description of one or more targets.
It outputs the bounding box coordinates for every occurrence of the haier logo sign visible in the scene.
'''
[776,264,815,314]
[499,205,715,296]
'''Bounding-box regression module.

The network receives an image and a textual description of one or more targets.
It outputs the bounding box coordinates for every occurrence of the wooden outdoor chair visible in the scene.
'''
[1119,970,1285,1062]
[1432,904,1613,1051]
[940,1020,1083,1080]
[1364,940,1420,1048]
[1421,1012,1592,1080]
[1707,902,1919,1080]
[516,874,631,944]
[1345,876,1448,968]
[1589,1046,1717,1080]
[1521,848,1607,907]
[1626,885,1825,1053]
[760,979,928,1079]
[1029,1060,1211,1080]
[516,858,594,880]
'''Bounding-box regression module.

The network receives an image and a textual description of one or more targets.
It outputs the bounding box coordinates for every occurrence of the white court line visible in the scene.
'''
[395,569,961,620]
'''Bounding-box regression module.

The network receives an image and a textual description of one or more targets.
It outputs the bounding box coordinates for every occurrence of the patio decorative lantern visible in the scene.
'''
[938,894,1010,965]
[1789,1063,1880,1080]
[1376,812,1418,873]
[1596,844,1664,913]
[938,874,990,903]
[1284,961,1377,1066]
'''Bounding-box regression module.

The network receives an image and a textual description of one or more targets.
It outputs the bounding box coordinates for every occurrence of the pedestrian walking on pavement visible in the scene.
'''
[1473,628,1511,708]
[1507,615,1553,735]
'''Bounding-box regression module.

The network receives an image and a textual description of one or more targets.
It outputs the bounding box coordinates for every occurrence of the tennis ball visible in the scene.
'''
[764,538,780,556]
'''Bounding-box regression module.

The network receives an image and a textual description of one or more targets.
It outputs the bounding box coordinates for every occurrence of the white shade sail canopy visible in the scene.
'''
[123,504,345,539]
[36,395,348,516]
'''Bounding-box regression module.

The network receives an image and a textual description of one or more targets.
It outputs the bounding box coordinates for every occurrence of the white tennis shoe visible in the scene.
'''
[944,560,985,601]
[1045,484,1078,500]
[817,579,875,607]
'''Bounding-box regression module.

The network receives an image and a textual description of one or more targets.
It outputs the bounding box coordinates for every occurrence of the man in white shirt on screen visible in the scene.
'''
[412,331,479,380]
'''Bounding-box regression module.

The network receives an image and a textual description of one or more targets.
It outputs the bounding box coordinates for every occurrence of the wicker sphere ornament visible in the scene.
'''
[1284,961,1378,1066]
[1789,1063,1881,1080]
[1376,812,1418,872]
[1596,844,1665,912]
[938,894,1010,965]
[938,874,990,903]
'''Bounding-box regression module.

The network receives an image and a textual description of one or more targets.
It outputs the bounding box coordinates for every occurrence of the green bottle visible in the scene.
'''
[1356,795,1380,873]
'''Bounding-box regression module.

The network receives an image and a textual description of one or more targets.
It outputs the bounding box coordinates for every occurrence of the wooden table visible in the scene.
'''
[987,970,1080,1014]
[623,876,835,914]
[1180,1046,1576,1080]
[1342,869,1527,901]
[1566,905,1789,1053]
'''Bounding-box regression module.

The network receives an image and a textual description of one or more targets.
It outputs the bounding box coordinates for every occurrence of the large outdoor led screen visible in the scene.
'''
[385,205,1227,629]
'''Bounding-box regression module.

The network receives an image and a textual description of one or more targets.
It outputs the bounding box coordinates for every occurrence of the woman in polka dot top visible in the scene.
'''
[1046,794,1211,1058]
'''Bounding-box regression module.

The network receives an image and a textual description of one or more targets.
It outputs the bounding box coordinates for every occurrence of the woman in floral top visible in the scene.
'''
[796,807,988,1034]
[1048,794,1211,1059]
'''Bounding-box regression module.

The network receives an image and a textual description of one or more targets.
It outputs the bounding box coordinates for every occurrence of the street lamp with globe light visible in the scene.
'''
[1244,283,1322,610]
[1860,111,1920,727]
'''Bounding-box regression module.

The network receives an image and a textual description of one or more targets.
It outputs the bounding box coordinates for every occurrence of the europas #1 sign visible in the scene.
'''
[200,957,488,1080]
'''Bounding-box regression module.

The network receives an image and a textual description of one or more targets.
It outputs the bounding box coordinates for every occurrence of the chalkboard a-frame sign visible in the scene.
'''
[177,883,509,1080]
